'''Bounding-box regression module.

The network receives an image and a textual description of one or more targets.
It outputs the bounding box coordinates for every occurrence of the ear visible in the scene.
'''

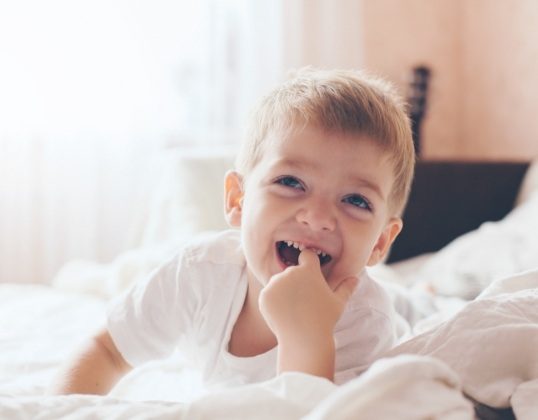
[224,170,244,227]
[366,217,403,266]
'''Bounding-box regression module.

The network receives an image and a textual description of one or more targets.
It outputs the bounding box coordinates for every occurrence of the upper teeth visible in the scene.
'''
[285,240,327,257]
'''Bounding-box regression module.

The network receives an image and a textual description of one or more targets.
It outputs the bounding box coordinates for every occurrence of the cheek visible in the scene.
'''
[243,192,286,229]
[340,251,370,275]
[240,200,275,264]
[340,229,380,268]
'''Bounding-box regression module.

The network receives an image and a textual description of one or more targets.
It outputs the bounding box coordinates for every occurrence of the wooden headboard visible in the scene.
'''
[386,161,530,264]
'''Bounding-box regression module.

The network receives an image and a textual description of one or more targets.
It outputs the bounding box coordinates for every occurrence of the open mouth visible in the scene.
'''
[276,241,332,267]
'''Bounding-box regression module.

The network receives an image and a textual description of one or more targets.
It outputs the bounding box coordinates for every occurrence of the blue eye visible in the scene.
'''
[343,194,372,211]
[275,176,304,190]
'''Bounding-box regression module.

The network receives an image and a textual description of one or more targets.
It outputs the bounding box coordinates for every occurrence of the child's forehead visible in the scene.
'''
[262,125,392,170]
[244,122,396,182]
[264,123,383,154]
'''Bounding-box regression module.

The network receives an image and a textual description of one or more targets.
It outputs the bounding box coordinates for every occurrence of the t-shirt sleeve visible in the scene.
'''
[107,252,193,366]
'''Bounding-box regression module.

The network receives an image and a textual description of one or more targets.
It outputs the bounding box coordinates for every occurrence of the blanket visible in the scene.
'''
[1,269,536,419]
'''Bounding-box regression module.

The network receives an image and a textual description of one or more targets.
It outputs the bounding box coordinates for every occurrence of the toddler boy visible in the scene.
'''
[52,67,415,394]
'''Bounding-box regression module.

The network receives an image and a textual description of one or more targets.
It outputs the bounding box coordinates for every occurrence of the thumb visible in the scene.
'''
[333,276,359,303]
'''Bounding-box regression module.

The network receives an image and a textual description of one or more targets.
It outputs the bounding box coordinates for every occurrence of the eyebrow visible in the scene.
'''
[273,158,387,200]
[348,175,386,201]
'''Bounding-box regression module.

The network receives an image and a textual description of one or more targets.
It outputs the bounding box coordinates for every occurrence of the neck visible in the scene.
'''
[228,273,277,357]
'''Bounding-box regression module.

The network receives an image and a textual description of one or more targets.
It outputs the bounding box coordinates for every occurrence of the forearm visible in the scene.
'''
[50,331,131,395]
[277,334,336,381]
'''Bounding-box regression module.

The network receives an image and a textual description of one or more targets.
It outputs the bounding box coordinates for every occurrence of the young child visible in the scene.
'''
[52,67,415,394]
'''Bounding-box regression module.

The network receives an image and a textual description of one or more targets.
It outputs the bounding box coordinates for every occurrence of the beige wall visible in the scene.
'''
[283,0,364,70]
[360,0,538,161]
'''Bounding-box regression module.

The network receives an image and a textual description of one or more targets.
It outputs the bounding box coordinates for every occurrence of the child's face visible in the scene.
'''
[225,124,402,290]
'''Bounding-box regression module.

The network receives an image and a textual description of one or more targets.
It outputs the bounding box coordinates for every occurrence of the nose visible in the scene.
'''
[295,197,336,232]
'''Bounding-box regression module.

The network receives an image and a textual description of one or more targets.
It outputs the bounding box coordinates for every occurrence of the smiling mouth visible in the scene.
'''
[276,241,332,267]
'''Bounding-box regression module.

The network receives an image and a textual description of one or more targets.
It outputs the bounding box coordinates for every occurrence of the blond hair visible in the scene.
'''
[235,67,415,215]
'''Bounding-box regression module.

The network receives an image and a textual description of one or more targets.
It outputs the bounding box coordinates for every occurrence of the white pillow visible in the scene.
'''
[415,190,538,299]
[54,147,238,298]
[128,147,237,248]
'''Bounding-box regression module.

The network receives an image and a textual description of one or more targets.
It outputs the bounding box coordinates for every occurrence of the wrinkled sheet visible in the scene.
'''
[2,269,537,419]
[0,284,106,396]
[1,357,473,420]
[387,269,538,419]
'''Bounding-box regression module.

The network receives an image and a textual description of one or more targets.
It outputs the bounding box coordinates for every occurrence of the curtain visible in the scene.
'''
[0,0,363,284]
[0,0,286,284]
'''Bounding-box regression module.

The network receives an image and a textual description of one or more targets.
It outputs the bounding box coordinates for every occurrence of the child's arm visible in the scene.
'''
[259,249,358,381]
[50,328,132,395]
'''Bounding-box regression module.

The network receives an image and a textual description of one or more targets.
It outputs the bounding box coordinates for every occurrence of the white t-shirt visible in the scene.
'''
[107,230,398,387]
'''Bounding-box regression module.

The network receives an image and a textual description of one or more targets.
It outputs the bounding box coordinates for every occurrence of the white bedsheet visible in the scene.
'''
[0,284,105,396]
[1,269,537,419]
[0,358,473,420]
[388,269,538,418]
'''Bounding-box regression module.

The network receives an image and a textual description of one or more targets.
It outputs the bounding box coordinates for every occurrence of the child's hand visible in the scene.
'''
[259,249,358,380]
[259,249,358,347]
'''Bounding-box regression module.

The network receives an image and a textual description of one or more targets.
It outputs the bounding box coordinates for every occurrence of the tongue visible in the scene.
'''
[280,245,301,266]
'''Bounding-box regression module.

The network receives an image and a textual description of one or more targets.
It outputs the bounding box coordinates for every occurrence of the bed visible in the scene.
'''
[1,152,537,419]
